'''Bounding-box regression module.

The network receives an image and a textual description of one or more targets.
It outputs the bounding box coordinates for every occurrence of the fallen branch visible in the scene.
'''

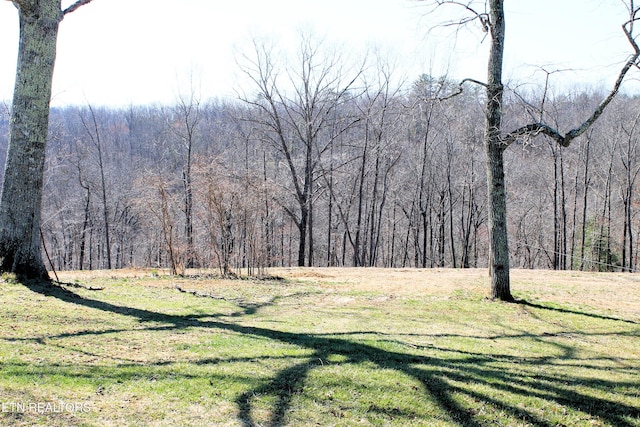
[54,280,104,291]
[175,285,226,300]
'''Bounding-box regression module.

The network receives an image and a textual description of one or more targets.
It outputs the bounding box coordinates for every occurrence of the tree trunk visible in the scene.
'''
[552,146,560,269]
[354,123,369,267]
[437,190,446,267]
[569,150,580,270]
[560,152,568,269]
[307,185,314,266]
[580,135,592,270]
[486,141,511,300]
[0,1,61,280]
[83,105,112,269]
[78,184,90,270]
[297,204,308,267]
[485,0,513,301]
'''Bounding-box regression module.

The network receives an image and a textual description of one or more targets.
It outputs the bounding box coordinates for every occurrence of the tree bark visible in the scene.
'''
[484,0,513,301]
[0,0,94,278]
[0,1,62,279]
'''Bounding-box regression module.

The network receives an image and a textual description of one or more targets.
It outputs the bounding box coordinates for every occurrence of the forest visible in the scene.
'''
[2,41,639,276]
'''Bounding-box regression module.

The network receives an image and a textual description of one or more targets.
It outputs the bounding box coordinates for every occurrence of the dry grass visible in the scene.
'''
[3,267,638,426]
[57,267,640,317]
[270,267,640,317]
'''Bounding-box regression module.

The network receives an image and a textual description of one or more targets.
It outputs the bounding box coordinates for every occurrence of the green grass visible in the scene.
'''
[0,269,639,426]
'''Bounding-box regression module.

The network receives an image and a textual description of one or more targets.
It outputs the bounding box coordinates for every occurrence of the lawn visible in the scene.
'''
[0,267,638,426]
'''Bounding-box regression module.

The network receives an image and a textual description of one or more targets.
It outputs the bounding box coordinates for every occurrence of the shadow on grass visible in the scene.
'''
[516,298,639,324]
[19,280,640,427]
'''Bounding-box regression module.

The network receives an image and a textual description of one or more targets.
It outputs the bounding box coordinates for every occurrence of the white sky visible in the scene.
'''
[0,0,635,106]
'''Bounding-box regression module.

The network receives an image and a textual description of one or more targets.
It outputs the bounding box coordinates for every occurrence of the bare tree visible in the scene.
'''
[430,0,640,300]
[238,34,363,266]
[617,107,640,271]
[0,0,95,279]
[351,60,403,266]
[170,80,202,269]
[80,104,112,269]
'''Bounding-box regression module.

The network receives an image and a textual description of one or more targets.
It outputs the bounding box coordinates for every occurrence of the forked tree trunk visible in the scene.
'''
[485,0,513,301]
[0,1,62,280]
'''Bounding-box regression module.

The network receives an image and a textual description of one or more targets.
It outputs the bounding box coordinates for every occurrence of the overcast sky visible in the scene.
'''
[0,0,634,107]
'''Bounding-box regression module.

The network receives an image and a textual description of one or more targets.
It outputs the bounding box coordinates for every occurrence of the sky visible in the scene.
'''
[0,0,635,107]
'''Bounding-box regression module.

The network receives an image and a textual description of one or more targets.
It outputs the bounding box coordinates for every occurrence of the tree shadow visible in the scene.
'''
[20,280,640,426]
[515,298,639,324]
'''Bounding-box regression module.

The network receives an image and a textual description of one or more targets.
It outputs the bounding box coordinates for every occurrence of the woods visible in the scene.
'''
[0,73,638,276]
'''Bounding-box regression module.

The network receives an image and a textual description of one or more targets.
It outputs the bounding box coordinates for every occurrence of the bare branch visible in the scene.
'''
[503,6,640,148]
[437,77,487,101]
[62,0,95,16]
[430,1,490,32]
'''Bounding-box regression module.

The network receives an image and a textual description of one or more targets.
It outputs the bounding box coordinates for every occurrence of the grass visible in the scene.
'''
[0,267,638,426]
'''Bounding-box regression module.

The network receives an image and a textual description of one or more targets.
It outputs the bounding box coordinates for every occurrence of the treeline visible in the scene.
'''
[1,70,639,274]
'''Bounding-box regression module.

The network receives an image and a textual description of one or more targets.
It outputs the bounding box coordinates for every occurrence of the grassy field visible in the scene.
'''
[0,267,638,426]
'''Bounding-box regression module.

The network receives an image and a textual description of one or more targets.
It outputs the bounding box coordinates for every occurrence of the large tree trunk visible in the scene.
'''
[486,141,512,300]
[0,1,61,280]
[485,0,513,301]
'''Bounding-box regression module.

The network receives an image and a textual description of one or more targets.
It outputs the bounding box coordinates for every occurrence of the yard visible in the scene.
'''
[0,267,638,426]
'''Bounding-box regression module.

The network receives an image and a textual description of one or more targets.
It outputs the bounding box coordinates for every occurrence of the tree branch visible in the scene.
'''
[63,0,95,16]
[432,1,490,33]
[437,77,487,101]
[503,9,640,148]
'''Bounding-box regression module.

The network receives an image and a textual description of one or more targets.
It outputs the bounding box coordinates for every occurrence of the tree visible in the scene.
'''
[80,104,113,269]
[238,34,363,266]
[351,59,403,267]
[169,81,202,269]
[617,106,640,271]
[0,0,95,279]
[433,0,640,300]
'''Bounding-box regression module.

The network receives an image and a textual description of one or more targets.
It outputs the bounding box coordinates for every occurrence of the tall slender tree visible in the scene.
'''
[0,0,95,279]
[433,0,640,300]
